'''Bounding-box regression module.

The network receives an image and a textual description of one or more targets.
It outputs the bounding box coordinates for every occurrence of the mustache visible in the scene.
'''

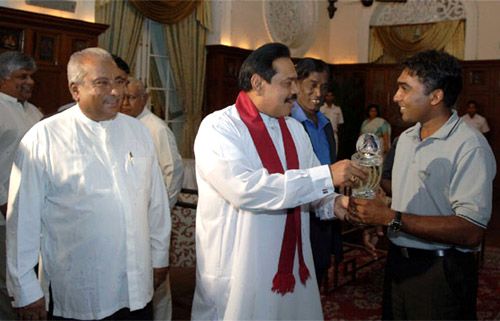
[104,96,119,105]
[285,94,297,103]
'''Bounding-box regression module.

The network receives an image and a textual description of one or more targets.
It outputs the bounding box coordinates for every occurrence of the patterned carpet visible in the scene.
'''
[321,246,500,321]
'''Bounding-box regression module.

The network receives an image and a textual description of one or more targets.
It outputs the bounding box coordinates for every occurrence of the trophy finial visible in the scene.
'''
[356,133,382,157]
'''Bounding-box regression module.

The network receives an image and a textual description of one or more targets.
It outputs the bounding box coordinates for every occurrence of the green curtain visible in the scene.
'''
[95,0,144,71]
[369,20,465,63]
[163,2,210,158]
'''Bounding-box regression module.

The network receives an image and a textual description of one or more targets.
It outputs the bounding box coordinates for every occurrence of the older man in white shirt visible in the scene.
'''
[0,51,43,320]
[6,48,171,320]
[121,77,184,321]
[121,77,184,209]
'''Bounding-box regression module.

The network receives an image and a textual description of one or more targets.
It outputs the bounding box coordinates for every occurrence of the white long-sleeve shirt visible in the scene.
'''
[137,108,184,208]
[461,113,490,134]
[319,103,344,133]
[6,106,171,319]
[191,105,338,321]
[0,92,43,220]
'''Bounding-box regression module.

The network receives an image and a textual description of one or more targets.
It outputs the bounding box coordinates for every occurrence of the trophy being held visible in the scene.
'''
[351,133,383,199]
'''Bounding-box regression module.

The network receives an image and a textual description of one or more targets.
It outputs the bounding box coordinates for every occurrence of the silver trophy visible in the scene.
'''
[351,133,383,199]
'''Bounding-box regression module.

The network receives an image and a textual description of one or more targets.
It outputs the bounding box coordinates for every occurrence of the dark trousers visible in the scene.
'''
[382,243,478,320]
[310,214,343,287]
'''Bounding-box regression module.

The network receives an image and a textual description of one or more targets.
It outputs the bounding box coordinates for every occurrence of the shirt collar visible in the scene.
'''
[406,110,460,141]
[291,101,329,128]
[0,91,24,106]
[74,103,117,130]
[136,107,150,120]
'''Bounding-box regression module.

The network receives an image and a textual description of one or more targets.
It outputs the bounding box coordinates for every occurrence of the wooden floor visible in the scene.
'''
[170,213,500,321]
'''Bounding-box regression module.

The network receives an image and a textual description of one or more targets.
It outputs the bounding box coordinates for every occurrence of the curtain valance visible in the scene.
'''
[129,0,201,25]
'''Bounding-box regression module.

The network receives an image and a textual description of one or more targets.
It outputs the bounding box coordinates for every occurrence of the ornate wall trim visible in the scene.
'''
[262,0,318,56]
[371,0,466,26]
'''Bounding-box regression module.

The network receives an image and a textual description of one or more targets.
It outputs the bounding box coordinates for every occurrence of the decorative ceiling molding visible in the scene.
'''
[263,0,318,56]
[371,0,465,26]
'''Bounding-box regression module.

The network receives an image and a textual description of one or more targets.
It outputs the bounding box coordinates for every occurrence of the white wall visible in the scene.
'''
[475,0,500,60]
[207,0,500,63]
[206,0,330,60]
[4,0,499,62]
[328,1,376,63]
[0,0,95,22]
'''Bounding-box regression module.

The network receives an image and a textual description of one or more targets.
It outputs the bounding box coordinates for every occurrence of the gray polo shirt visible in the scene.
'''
[389,111,496,251]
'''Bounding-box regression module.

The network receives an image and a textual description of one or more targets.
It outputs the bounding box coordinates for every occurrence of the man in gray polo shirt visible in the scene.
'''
[348,50,496,320]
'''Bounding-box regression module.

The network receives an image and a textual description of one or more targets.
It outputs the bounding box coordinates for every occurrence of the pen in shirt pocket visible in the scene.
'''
[129,151,134,165]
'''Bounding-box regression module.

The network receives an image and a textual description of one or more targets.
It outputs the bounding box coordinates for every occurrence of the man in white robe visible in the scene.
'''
[121,77,184,321]
[191,43,367,320]
[461,99,490,135]
[0,51,43,321]
[6,48,171,320]
[121,77,184,209]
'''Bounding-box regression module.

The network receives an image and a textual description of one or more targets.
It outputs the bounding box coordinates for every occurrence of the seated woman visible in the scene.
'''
[360,104,391,155]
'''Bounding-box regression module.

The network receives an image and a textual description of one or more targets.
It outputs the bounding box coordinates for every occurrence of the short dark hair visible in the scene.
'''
[295,58,329,81]
[238,43,291,91]
[112,54,130,75]
[402,50,462,108]
[466,99,477,106]
[366,103,380,117]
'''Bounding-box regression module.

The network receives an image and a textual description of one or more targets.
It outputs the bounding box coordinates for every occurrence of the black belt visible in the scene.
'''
[393,245,451,259]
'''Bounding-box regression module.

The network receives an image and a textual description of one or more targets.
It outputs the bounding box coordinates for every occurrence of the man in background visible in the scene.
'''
[7,47,171,320]
[461,99,490,136]
[0,51,42,320]
[320,89,344,153]
[121,77,184,209]
[290,58,343,288]
[349,50,496,320]
[121,77,184,321]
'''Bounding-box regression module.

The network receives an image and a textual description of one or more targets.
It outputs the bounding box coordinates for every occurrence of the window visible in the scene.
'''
[135,19,184,144]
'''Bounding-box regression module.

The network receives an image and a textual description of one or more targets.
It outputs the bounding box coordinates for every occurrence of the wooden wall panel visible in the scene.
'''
[0,7,108,116]
[204,45,251,117]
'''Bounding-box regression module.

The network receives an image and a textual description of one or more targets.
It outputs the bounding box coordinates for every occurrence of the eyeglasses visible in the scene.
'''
[90,77,128,89]
[123,94,143,101]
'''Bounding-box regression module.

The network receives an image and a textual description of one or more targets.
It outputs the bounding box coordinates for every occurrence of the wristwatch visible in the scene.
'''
[388,211,403,232]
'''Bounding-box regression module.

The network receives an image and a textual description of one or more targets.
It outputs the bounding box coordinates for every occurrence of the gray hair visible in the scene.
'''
[127,77,147,95]
[67,47,113,84]
[0,51,37,80]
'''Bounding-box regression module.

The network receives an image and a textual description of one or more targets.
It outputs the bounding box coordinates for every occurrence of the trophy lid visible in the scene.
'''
[356,133,382,158]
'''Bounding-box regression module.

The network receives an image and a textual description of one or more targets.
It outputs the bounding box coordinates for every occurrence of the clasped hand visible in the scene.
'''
[329,159,369,187]
[344,190,392,259]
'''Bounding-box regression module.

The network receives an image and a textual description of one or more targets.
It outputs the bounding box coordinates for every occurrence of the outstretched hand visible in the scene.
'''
[329,160,368,187]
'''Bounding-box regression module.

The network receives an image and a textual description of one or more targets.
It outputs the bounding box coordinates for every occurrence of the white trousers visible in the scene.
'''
[153,275,172,321]
[0,226,16,320]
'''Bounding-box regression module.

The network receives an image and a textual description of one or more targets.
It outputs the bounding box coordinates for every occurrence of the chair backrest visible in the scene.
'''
[170,188,198,267]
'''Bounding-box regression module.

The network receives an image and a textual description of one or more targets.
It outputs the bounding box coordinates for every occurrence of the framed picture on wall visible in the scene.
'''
[0,27,24,53]
[35,33,59,65]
